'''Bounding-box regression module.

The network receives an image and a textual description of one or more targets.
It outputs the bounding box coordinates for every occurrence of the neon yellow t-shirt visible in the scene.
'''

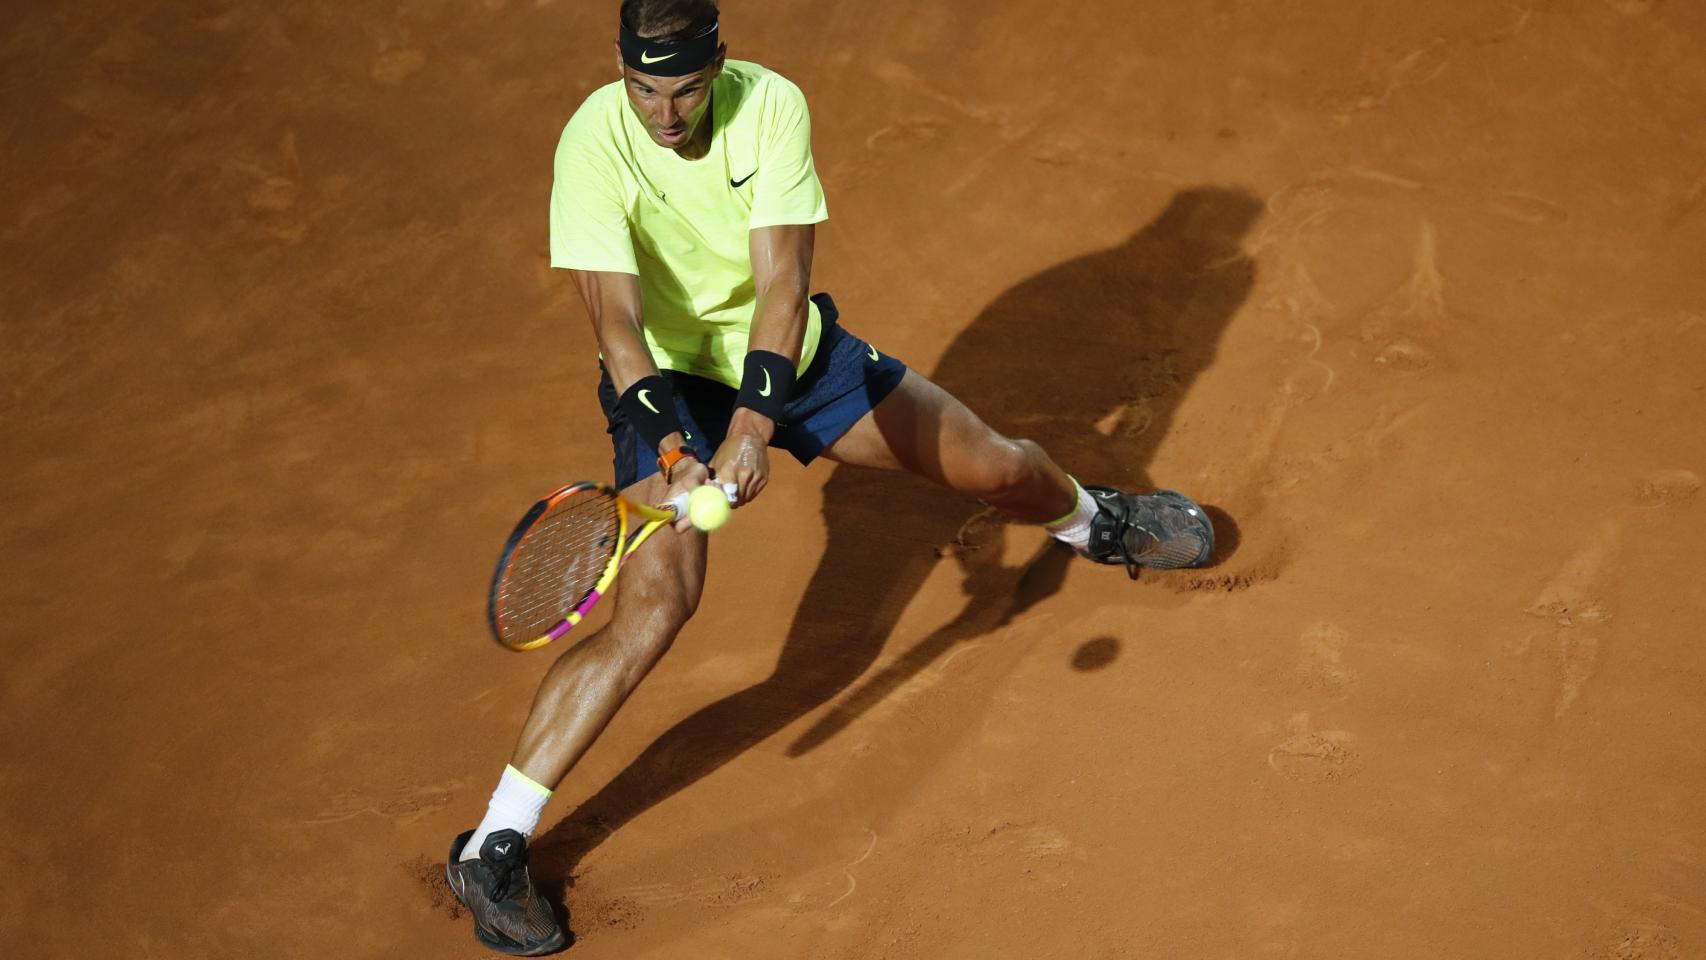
[549,60,829,387]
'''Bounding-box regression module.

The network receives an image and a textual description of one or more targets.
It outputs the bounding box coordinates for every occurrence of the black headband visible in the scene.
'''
[619,20,720,77]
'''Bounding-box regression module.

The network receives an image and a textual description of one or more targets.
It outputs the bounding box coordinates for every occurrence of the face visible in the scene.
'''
[616,45,726,149]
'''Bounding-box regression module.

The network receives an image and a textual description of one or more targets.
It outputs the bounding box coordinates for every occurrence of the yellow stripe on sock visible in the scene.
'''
[1045,477,1086,528]
[505,764,553,798]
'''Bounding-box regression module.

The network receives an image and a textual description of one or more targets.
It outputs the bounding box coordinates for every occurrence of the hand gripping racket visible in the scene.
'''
[487,481,738,651]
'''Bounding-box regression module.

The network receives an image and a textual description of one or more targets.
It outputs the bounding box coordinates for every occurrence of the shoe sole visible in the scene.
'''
[473,922,567,957]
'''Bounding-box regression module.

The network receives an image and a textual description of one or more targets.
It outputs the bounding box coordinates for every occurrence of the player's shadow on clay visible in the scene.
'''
[531,185,1261,881]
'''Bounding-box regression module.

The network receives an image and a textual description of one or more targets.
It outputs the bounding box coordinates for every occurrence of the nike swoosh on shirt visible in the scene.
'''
[731,170,756,188]
[639,50,677,64]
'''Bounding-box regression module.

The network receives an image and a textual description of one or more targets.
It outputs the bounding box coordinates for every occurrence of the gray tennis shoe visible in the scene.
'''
[1083,486,1215,576]
[446,829,567,956]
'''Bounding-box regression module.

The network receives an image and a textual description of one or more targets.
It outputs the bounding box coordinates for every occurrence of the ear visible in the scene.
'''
[613,40,625,77]
[708,43,728,78]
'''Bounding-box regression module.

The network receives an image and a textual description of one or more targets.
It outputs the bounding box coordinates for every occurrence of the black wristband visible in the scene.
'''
[617,375,685,454]
[733,350,795,423]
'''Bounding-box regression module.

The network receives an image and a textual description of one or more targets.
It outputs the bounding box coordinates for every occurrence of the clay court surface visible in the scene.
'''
[5,1,1706,957]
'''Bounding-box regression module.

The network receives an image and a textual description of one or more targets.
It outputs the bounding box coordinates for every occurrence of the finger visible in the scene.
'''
[750,450,770,498]
[670,490,699,529]
[661,488,688,515]
[669,470,708,499]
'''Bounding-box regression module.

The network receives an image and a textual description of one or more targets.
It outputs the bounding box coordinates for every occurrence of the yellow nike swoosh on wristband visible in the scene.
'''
[758,369,772,397]
[638,389,660,414]
[640,50,677,64]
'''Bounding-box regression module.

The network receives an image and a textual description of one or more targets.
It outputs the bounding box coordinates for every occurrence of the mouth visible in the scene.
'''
[656,125,687,145]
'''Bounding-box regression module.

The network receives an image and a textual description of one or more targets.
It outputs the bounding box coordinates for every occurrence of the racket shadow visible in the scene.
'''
[530,186,1261,881]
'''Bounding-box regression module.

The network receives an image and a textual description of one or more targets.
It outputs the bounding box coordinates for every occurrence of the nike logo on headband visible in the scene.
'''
[640,50,678,64]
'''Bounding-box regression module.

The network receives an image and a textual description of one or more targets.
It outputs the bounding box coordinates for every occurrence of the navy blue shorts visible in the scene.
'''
[598,293,909,489]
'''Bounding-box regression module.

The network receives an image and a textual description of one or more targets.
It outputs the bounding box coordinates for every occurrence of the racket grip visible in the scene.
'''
[665,482,739,516]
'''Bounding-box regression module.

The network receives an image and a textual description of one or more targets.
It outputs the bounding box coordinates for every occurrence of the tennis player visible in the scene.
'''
[445,1,1217,952]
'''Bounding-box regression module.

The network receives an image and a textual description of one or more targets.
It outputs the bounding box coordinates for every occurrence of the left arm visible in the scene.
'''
[709,223,815,503]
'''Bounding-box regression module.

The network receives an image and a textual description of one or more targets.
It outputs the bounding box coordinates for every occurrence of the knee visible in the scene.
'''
[644,588,700,640]
[972,435,1039,497]
[617,577,700,663]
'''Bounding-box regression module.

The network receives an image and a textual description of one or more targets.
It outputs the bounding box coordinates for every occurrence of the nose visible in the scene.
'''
[657,99,678,129]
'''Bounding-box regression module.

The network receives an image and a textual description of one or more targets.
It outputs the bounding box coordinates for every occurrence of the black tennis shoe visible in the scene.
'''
[1082,486,1214,577]
[446,829,567,956]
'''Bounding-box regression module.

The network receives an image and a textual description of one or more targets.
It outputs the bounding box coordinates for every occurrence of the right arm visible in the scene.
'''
[570,269,664,402]
[551,108,705,522]
[569,269,707,526]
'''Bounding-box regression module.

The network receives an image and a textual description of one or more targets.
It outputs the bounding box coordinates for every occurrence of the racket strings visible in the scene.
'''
[496,492,622,641]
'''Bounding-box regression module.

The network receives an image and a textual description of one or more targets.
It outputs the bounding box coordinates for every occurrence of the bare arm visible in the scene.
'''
[710,224,815,501]
[569,269,705,511]
[570,270,657,397]
[746,226,815,368]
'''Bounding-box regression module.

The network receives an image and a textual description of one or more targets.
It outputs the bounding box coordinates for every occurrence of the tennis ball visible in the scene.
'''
[687,484,732,531]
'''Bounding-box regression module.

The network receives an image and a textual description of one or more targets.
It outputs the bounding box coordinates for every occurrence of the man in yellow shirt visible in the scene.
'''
[446,1,1216,953]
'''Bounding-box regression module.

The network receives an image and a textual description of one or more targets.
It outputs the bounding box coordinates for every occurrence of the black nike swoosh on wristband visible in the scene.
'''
[731,170,756,188]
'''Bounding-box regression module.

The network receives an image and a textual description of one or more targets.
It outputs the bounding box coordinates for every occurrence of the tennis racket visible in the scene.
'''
[487,481,738,651]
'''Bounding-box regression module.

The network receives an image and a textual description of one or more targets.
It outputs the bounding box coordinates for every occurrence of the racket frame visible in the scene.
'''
[487,482,676,651]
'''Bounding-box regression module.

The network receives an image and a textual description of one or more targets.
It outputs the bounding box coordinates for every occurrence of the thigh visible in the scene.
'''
[607,472,709,629]
[819,369,1009,488]
[768,311,908,466]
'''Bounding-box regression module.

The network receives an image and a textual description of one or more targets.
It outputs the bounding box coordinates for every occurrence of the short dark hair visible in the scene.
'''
[620,0,718,42]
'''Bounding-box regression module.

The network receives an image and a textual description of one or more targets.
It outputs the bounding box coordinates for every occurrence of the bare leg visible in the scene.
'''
[507,471,708,788]
[821,369,1077,522]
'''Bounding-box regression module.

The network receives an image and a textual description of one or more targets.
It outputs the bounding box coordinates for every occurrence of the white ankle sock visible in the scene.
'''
[461,765,552,861]
[1045,479,1099,550]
